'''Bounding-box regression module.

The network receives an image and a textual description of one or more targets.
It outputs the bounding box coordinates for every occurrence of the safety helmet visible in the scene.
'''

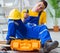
[8,9,21,20]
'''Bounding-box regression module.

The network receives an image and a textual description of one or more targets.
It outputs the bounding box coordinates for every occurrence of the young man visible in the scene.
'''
[6,0,59,53]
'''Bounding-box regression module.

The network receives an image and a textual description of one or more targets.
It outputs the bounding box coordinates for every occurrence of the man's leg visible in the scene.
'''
[6,19,27,40]
[38,25,52,46]
[5,19,27,50]
[6,19,16,44]
[15,19,27,39]
[2,19,17,50]
[33,25,59,53]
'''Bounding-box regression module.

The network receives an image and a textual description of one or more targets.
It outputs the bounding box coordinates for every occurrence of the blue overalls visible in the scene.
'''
[6,12,52,46]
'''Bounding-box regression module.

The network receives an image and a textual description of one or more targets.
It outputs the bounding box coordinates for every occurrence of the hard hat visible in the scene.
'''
[8,9,21,20]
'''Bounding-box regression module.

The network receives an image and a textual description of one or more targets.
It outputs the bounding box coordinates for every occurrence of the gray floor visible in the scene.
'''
[49,31,60,53]
[50,31,60,47]
[50,48,60,53]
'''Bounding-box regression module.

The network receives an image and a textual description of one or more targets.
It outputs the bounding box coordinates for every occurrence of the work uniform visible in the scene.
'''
[21,9,46,25]
[6,9,52,46]
[21,9,52,46]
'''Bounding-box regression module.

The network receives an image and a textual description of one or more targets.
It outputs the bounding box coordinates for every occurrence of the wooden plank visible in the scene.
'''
[0,44,10,47]
[0,41,6,44]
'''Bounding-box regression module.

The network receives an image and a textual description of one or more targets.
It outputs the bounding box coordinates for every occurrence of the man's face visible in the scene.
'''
[35,2,45,12]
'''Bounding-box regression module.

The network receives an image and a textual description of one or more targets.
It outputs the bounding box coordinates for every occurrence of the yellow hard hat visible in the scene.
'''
[8,9,21,20]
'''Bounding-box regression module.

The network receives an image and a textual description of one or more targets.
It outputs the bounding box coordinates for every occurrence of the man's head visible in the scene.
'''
[32,0,48,12]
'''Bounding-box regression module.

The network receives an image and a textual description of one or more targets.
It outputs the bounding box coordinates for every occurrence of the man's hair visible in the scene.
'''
[40,0,48,8]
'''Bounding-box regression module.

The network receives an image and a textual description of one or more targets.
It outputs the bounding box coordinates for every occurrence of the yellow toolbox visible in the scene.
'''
[10,39,41,51]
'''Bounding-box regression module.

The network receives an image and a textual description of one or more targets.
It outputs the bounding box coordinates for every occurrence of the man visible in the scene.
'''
[6,0,59,53]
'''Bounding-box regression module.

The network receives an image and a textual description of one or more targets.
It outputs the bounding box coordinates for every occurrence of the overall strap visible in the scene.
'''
[38,11,42,17]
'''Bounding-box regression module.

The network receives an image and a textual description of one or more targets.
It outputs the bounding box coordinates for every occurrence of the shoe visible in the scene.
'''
[43,41,59,53]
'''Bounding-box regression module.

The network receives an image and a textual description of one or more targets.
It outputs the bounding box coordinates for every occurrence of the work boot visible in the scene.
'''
[43,41,59,53]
